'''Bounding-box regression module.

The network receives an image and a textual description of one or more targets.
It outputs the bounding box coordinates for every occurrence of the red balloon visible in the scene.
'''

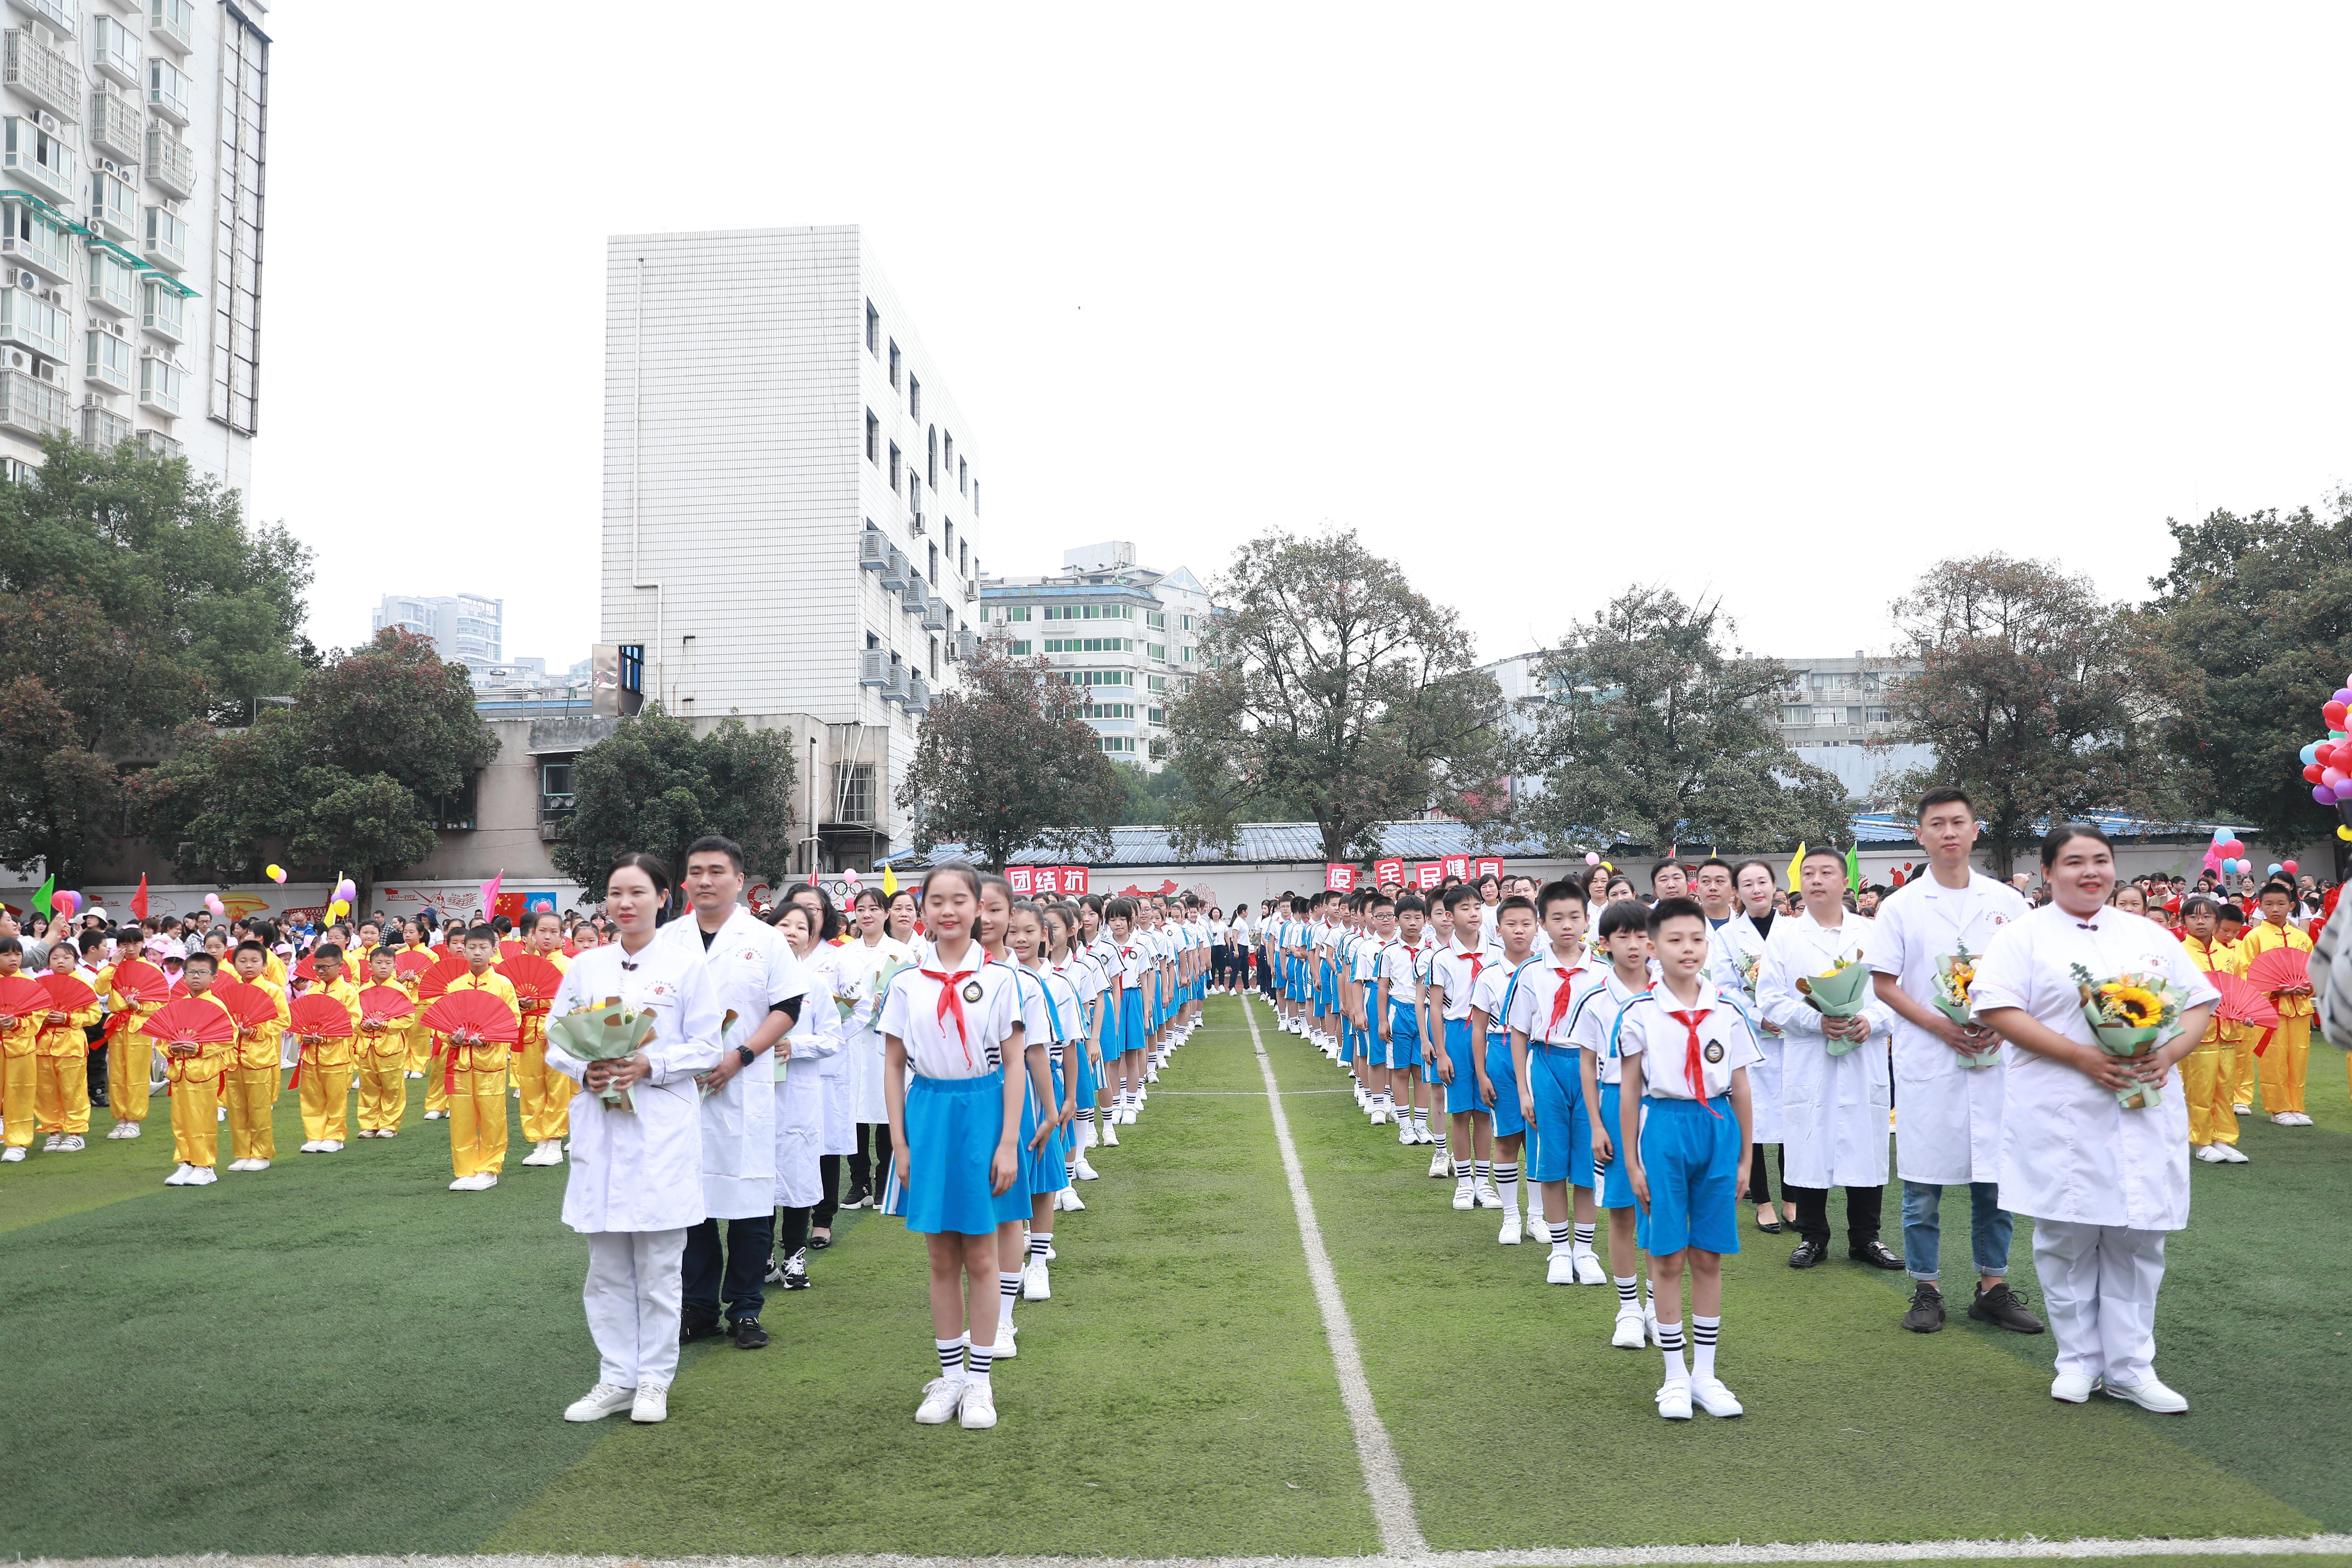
[2326,700,2349,726]
[2224,839,2246,858]
[2283,860,2299,876]
[2309,764,2329,784]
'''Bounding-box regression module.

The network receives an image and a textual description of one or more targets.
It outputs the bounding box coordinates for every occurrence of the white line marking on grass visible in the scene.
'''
[1242,991,1428,1558]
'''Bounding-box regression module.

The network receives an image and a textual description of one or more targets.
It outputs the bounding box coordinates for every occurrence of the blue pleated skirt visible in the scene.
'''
[884,1071,1017,1236]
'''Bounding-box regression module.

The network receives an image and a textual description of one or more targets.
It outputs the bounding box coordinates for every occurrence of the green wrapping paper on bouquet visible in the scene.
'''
[547,998,659,1111]
[2070,964,2187,1110]
[1934,945,2001,1069]
[1796,957,1873,1056]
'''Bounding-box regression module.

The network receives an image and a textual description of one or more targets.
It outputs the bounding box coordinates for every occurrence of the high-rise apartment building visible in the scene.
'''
[371,592,503,667]
[978,541,1214,772]
[0,0,267,491]
[598,225,994,863]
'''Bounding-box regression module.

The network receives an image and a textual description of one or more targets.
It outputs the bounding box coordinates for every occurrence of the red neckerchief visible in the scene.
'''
[922,968,977,1068]
[1546,967,1579,1040]
[1667,1002,1724,1119]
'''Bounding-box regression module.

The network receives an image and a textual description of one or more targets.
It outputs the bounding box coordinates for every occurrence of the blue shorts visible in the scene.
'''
[1634,1094,1742,1257]
[1385,1001,1422,1068]
[889,1071,1021,1237]
[1442,1017,1488,1115]
[1338,1015,1357,1062]
[1484,1032,1525,1140]
[1120,987,1146,1057]
[1595,1080,1636,1211]
[1526,1044,1593,1186]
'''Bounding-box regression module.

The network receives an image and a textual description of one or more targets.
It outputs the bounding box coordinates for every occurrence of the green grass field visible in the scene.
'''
[3,998,2347,1565]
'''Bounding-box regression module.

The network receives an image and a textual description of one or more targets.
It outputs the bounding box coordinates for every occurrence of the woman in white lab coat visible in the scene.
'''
[840,887,914,1209]
[545,852,723,1428]
[1972,822,2215,1412]
[1709,860,1789,1231]
[770,902,840,1286]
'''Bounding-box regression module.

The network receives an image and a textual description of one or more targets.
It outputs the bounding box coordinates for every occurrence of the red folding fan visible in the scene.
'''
[2246,946,2310,1000]
[393,948,435,978]
[420,989,519,1045]
[287,993,354,1041]
[0,973,47,1023]
[40,973,98,1017]
[142,998,237,1048]
[293,954,320,983]
[499,939,524,960]
[107,958,170,1004]
[417,954,474,1000]
[2201,971,2278,1031]
[356,983,416,1028]
[209,979,282,1030]
[498,953,564,1006]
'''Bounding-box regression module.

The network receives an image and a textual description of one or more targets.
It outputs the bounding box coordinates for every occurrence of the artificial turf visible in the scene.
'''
[2,1001,2343,1562]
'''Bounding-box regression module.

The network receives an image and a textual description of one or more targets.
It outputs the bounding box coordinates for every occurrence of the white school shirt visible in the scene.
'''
[1377,936,1426,1006]
[1969,902,2216,1231]
[1864,871,2031,1185]
[1470,953,1538,1038]
[1759,907,1897,1190]
[544,939,726,1235]
[1507,951,1608,1049]
[877,951,1024,1081]
[1106,934,1147,990]
[652,907,808,1220]
[1429,939,1498,1023]
[1349,934,1382,992]
[1707,910,1783,1138]
[1567,968,1652,1085]
[1614,982,1765,1100]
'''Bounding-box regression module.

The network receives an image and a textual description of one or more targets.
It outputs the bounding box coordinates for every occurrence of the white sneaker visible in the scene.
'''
[2231,1102,2252,1115]
[1369,1106,1386,1125]
[2291,1112,2315,1126]
[630,1381,670,1423]
[1451,1178,1475,1211]
[424,1109,445,1120]
[41,1133,60,1152]
[187,1166,217,1185]
[958,1380,998,1429]
[406,1070,424,1079]
[1474,1178,1503,1209]
[0,1146,22,1162]
[2216,1143,2250,1163]
[56,1135,83,1152]
[2194,1143,2227,1163]
[1145,1065,1159,1083]
[1689,1376,1744,1417]
[2271,1112,2296,1125]
[476,1174,498,1190]
[2050,1372,2098,1403]
[564,1381,636,1421]
[246,1158,270,1171]
[1074,1153,1100,1180]
[320,1140,343,1153]
[1546,1252,1576,1284]
[1428,1147,1451,1178]
[1397,1121,1416,1146]
[164,1162,193,1186]
[120,1121,141,1139]
[1099,1121,1120,1147]
[2105,1378,2188,1413]
[225,1158,251,1172]
[990,1330,1016,1359]
[1574,1252,1607,1286]
[1611,1306,1647,1349]
[915,1376,966,1424]
[1497,1211,1523,1245]
[299,1140,322,1153]
[1023,1258,1051,1300]
[1656,1380,1693,1420]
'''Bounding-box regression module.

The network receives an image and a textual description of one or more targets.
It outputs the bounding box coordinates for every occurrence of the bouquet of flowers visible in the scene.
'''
[699,1009,743,1098]
[2070,964,2188,1110]
[1730,949,1779,1038]
[1934,945,2000,1069]
[547,996,659,1112]
[1795,954,1874,1055]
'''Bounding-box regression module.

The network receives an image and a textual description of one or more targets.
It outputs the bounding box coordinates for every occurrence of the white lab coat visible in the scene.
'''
[1970,903,2217,1230]
[545,939,724,1235]
[772,950,841,1209]
[654,906,806,1221]
[806,944,856,1155]
[1707,911,1784,1142]
[836,933,913,1125]
[1864,872,2030,1185]
[1759,908,1895,1189]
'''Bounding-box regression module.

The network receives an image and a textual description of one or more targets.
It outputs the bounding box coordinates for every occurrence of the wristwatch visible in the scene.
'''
[737,1044,756,1067]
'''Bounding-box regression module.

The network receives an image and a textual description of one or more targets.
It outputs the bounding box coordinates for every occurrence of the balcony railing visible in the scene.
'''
[89,86,139,162]
[144,125,191,197]
[84,240,133,313]
[0,366,68,436]
[0,282,65,358]
[4,114,76,202]
[133,426,181,461]
[4,28,81,119]
[1,194,71,278]
[77,401,127,449]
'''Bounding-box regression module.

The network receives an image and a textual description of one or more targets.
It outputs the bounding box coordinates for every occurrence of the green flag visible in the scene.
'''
[1846,844,1861,892]
[33,874,54,918]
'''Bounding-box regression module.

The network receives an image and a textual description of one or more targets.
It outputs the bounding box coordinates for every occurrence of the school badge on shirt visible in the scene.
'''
[1703,1042,1724,1063]
[962,982,984,1002]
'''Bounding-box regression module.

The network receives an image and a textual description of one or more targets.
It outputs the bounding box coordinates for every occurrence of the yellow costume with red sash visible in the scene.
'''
[226,976,288,1162]
[0,982,41,1150]
[512,951,571,1146]
[2178,933,2241,1149]
[440,967,520,1179]
[96,960,164,1128]
[32,976,103,1137]
[354,973,417,1134]
[153,990,234,1169]
[294,975,360,1143]
[2241,918,2315,1116]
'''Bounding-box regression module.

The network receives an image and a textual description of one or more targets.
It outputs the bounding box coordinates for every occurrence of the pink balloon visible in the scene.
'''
[2283,860,2299,876]
[1584,852,1600,866]
[2325,769,2347,788]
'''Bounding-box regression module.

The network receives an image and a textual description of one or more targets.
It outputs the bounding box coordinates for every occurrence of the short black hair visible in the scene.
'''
[1650,861,1687,886]
[1393,893,1427,916]
[315,943,344,963]
[685,834,747,874]
[1496,894,1536,918]
[1696,858,1732,876]
[2259,879,2295,902]
[463,924,498,946]
[1367,894,1395,914]
[1443,884,1484,911]
[1595,899,1651,940]
[2182,895,2220,918]
[1104,896,1136,922]
[184,952,217,974]
[1536,878,1589,919]
[1645,895,1707,938]
[1916,786,1975,820]
[2216,903,2246,924]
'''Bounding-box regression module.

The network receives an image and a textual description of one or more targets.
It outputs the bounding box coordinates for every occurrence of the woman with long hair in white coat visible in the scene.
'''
[839,886,914,1210]
[768,902,840,1290]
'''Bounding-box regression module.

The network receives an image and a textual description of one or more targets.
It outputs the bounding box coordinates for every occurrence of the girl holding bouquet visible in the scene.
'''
[545,853,724,1428]
[1970,823,2216,1414]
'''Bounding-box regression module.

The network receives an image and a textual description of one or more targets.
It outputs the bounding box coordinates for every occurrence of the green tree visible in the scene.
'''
[1524,586,1853,856]
[2142,499,2352,864]
[1888,553,2185,877]
[0,677,121,884]
[554,708,797,889]
[897,640,1124,870]
[1163,529,1508,862]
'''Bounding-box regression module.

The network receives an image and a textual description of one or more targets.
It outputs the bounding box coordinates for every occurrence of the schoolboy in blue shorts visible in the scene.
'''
[1570,897,1662,1349]
[1471,894,1542,1244]
[1507,878,1609,1285]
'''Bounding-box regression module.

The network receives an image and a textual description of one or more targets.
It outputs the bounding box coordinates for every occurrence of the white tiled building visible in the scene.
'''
[370,592,503,667]
[0,0,266,491]
[598,225,994,865]
[977,541,1214,772]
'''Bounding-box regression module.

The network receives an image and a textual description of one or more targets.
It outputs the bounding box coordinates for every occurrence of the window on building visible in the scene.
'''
[1148,674,1168,693]
[1180,645,1194,663]
[888,442,901,492]
[888,340,900,388]
[958,456,968,495]
[1147,707,1164,726]
[866,631,878,650]
[1001,605,1030,623]
[1008,639,1032,656]
[1099,736,1135,755]
[1865,706,1891,723]
[865,410,878,463]
[865,301,878,354]
[207,12,266,434]
[974,480,980,515]
[958,539,968,576]
[1846,705,1863,726]
[1148,643,1167,663]
[541,762,575,800]
[930,636,939,679]
[943,430,954,479]
[909,374,920,420]
[942,519,954,561]
[1180,614,1196,631]
[1145,610,1166,630]
[928,542,939,581]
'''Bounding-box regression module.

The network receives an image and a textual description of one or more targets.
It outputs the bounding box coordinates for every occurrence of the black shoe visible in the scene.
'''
[1850,1238,1904,1270]
[841,1185,873,1210]
[732,1317,769,1350]
[678,1314,721,1345]
[780,1247,811,1290]
[1788,1238,1828,1269]
[1902,1281,1945,1333]
[763,1253,788,1285]
[1755,1211,1784,1234]
[807,1230,833,1251]
[1968,1281,2046,1334]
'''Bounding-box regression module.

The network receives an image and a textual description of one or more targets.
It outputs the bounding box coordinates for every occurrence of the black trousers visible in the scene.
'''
[813,1154,843,1227]
[1747,1142,1783,1205]
[682,1212,773,1325]
[87,1042,108,1105]
[849,1120,892,1197]
[1788,1181,1885,1247]
[775,1204,812,1256]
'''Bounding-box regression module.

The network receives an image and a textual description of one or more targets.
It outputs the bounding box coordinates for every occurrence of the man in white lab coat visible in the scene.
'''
[661,835,806,1351]
[1759,847,1902,1272]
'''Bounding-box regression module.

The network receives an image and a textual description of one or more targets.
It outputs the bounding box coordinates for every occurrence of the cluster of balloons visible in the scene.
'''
[2205,828,2253,878]
[2296,681,2352,841]
[50,889,80,921]
[265,863,287,883]
[325,875,357,923]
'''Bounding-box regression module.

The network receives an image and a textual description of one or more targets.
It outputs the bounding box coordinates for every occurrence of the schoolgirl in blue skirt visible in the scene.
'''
[878,862,1027,1432]
[968,875,1051,1370]
[1007,901,1085,1304]
[1045,904,1106,1182]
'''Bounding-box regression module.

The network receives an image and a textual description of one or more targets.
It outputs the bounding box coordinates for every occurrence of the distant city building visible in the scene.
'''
[371,593,503,667]
[978,540,1214,772]
[465,657,545,691]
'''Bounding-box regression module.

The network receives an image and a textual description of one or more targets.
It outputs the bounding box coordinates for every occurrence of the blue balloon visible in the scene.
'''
[2304,744,2323,765]
[2268,862,2283,876]
[2213,825,2231,842]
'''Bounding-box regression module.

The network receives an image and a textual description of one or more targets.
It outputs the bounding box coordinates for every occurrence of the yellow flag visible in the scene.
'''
[1785,843,1806,893]
[881,864,898,897]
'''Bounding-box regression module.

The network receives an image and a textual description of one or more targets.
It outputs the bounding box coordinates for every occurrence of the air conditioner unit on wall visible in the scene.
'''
[37,113,58,134]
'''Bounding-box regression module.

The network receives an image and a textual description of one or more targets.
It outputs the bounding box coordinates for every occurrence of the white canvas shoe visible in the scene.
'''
[164,1162,193,1185]
[1023,1257,1051,1300]
[915,1377,965,1424]
[42,1133,61,1152]
[564,1382,636,1422]
[957,1380,998,1429]
[225,1158,251,1172]
[1497,1211,1524,1245]
[406,1070,424,1079]
[120,1121,141,1139]
[56,1135,84,1152]
[2050,1372,2097,1403]
[424,1109,445,1120]
[245,1158,270,1171]
[2193,1143,2226,1163]
[1099,1121,1120,1147]
[1655,1380,1693,1420]
[1074,1154,1100,1180]
[989,1330,1016,1360]
[1451,1178,1475,1211]
[475,1174,498,1190]
[1645,1301,1662,1347]
[449,1174,483,1192]
[1611,1306,1647,1349]
[1398,1120,1416,1146]
[299,1140,322,1153]
[320,1140,343,1153]
[1427,1147,1451,1178]
[2216,1143,2249,1163]
[1574,1252,1607,1286]
[1689,1377,1743,1417]
[1474,1178,1503,1209]
[630,1381,670,1423]
[1546,1252,1576,1285]
[0,1146,23,1162]
[186,1166,217,1185]
[2105,1378,2188,1413]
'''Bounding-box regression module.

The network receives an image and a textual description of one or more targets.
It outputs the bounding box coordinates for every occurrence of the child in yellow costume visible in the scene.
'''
[352,945,415,1138]
[441,924,520,1191]
[225,939,288,1171]
[294,944,361,1153]
[33,939,103,1151]
[513,910,572,1166]
[157,954,234,1186]
[98,932,166,1140]
[0,937,42,1160]
[2177,897,2246,1162]
[397,927,436,1079]
[2243,881,2317,1125]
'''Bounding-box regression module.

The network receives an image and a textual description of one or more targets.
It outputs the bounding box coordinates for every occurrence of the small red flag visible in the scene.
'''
[131,874,149,919]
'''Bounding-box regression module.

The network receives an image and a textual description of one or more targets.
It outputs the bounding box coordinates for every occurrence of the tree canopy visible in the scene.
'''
[1163,530,1508,863]
[1522,586,1852,856]
[897,639,1124,870]
[552,708,797,890]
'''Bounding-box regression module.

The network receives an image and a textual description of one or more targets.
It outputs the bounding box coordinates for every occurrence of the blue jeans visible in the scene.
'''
[1901,1179,2011,1282]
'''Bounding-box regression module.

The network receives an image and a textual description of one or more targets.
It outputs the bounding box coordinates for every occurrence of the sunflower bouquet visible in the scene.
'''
[547,996,660,1111]
[1795,953,1874,1055]
[2069,964,2187,1110]
[1935,945,2000,1069]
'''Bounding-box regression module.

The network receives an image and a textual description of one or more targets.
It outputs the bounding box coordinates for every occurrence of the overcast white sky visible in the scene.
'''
[249,3,2352,672]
